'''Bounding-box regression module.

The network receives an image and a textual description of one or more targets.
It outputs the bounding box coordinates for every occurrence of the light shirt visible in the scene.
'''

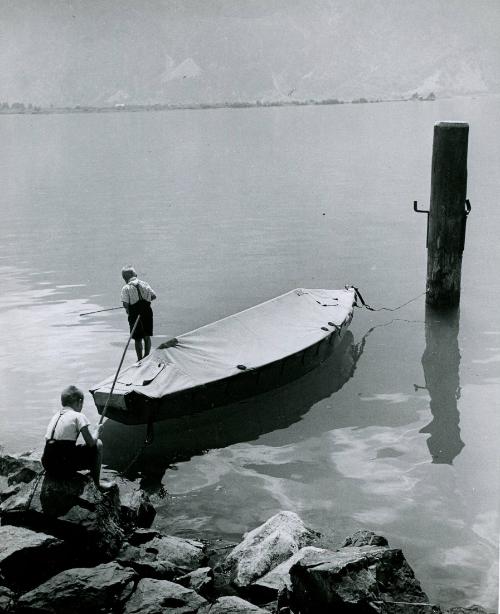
[120,277,155,306]
[45,407,90,441]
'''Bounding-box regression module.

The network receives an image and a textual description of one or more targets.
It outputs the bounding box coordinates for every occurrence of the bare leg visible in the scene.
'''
[134,339,143,361]
[91,440,103,487]
[144,336,151,357]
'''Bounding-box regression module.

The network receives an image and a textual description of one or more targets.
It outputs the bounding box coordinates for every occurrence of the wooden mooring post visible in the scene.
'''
[416,121,470,307]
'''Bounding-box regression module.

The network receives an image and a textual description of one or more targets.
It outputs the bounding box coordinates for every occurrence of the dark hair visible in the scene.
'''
[61,385,84,407]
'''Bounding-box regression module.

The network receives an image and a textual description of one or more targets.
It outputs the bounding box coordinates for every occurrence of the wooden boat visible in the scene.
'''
[91,287,358,425]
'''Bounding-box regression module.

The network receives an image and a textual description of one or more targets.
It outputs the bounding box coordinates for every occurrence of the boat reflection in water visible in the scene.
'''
[419,306,465,464]
[102,329,364,489]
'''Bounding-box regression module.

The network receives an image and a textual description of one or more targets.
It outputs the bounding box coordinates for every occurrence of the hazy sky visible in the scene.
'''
[1,0,499,105]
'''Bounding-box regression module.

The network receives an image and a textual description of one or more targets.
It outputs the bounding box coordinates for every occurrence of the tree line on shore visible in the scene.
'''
[0,92,436,116]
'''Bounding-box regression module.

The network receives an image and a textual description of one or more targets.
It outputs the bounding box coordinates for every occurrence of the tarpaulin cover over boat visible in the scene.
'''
[91,287,357,421]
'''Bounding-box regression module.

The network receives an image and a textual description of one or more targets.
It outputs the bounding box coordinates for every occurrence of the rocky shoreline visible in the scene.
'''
[0,451,493,613]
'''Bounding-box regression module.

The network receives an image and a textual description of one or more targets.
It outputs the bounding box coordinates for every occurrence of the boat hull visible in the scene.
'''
[94,323,347,425]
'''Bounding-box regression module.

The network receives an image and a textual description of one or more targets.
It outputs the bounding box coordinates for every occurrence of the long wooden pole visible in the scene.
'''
[426,121,469,307]
[99,315,140,425]
[80,306,123,316]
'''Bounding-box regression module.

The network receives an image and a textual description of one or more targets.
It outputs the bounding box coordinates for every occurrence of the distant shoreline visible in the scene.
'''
[0,93,441,116]
[0,91,497,116]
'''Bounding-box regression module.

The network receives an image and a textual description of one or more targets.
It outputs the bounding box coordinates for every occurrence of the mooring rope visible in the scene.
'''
[353,287,427,312]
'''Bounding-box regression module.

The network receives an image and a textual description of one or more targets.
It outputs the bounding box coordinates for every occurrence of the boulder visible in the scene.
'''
[175,566,214,596]
[0,525,68,591]
[342,530,389,548]
[198,595,269,613]
[122,578,207,614]
[16,561,137,613]
[289,545,430,613]
[117,534,207,580]
[225,511,319,589]
[0,473,124,560]
[0,453,42,479]
[254,546,329,598]
[0,483,21,504]
[0,586,14,613]
[102,472,156,530]
[127,528,161,545]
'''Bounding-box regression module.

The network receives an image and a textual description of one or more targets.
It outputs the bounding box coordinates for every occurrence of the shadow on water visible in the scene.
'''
[419,305,465,464]
[101,329,367,488]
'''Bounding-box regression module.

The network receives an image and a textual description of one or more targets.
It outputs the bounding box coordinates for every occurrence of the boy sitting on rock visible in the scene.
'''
[42,385,111,491]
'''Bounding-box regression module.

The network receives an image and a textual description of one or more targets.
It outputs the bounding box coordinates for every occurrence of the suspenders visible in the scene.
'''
[48,412,64,441]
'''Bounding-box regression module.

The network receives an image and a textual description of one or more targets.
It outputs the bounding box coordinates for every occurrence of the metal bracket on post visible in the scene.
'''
[413,200,430,248]
[460,199,471,251]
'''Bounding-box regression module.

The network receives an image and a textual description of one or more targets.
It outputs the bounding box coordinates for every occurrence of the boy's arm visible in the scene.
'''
[81,424,103,447]
[121,286,130,312]
[80,425,97,447]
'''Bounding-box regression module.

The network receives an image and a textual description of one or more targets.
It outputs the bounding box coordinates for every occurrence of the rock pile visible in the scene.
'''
[0,452,493,613]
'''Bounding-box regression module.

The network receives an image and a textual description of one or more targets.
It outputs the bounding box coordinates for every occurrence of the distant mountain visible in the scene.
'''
[0,0,499,107]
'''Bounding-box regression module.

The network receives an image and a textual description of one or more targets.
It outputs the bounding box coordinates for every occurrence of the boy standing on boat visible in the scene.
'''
[120,266,156,361]
[42,386,111,491]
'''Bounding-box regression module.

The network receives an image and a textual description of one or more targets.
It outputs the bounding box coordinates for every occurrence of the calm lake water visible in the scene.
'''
[0,97,499,610]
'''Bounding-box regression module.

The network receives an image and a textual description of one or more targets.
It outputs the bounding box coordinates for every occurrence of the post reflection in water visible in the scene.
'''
[419,305,465,464]
[101,329,366,491]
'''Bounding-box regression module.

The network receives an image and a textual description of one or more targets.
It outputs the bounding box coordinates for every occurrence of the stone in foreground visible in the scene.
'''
[0,525,67,591]
[254,546,329,597]
[175,566,214,596]
[341,529,389,548]
[0,473,124,559]
[289,545,430,613]
[16,561,136,613]
[199,595,269,613]
[225,511,319,588]
[122,578,207,613]
[0,586,14,613]
[101,471,156,530]
[117,534,206,579]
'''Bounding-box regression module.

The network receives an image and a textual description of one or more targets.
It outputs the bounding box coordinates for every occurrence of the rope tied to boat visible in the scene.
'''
[352,287,428,312]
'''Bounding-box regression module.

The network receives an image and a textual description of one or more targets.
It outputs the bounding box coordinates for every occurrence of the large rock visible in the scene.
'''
[225,511,319,589]
[254,546,329,597]
[0,483,22,504]
[0,525,68,591]
[289,545,430,613]
[127,527,161,545]
[175,567,214,596]
[0,473,124,560]
[342,529,389,548]
[0,456,155,555]
[16,561,137,613]
[117,534,207,580]
[198,595,269,613]
[122,578,207,613]
[0,453,42,480]
[0,586,14,613]
[101,471,156,530]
